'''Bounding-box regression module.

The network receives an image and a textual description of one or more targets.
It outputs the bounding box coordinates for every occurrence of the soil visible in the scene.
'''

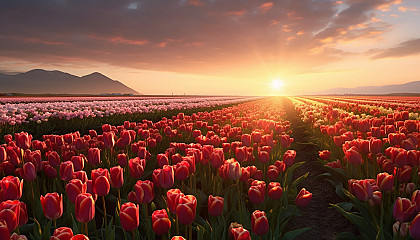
[282,97,357,240]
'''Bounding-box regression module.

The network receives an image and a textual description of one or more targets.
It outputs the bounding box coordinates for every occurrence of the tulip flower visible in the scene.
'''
[231,227,251,240]
[117,153,127,167]
[110,166,124,189]
[171,237,186,240]
[267,165,279,181]
[258,151,270,164]
[208,195,224,217]
[393,197,416,222]
[283,150,296,167]
[345,146,363,165]
[0,176,23,200]
[227,160,242,180]
[75,193,95,223]
[152,209,171,235]
[66,179,86,204]
[16,132,31,150]
[70,235,89,240]
[410,213,420,240]
[0,200,20,232]
[87,148,101,166]
[17,201,27,227]
[120,202,140,231]
[11,233,28,240]
[248,180,266,204]
[70,155,85,172]
[91,168,110,196]
[159,165,174,189]
[60,161,74,182]
[376,172,394,192]
[176,195,197,225]
[40,193,63,220]
[22,162,36,182]
[295,188,312,207]
[52,227,73,240]
[318,150,331,160]
[348,179,373,201]
[167,188,183,213]
[103,132,115,149]
[157,154,169,168]
[129,157,146,179]
[251,210,269,236]
[134,180,154,204]
[268,182,283,200]
[175,161,189,181]
[85,180,97,201]
[47,151,61,168]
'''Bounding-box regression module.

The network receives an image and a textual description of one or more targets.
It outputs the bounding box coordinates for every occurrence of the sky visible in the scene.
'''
[1,0,420,96]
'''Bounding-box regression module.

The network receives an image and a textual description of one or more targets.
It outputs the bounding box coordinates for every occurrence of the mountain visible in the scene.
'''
[315,80,420,95]
[0,69,139,95]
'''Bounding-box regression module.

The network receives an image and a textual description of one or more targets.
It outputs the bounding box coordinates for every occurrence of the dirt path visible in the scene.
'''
[282,97,357,240]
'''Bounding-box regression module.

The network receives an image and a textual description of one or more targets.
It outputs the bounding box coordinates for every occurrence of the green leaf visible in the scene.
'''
[335,232,364,240]
[33,218,42,240]
[281,227,310,240]
[42,220,52,240]
[71,214,79,235]
[331,204,377,239]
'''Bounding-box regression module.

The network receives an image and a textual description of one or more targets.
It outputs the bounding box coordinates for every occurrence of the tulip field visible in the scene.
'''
[1,95,420,240]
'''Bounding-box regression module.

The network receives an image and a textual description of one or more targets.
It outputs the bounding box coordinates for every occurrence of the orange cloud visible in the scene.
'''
[226,10,246,16]
[187,0,204,7]
[398,6,418,12]
[259,2,274,14]
[157,42,167,48]
[287,11,303,20]
[282,25,292,32]
[109,37,148,46]
[24,38,66,45]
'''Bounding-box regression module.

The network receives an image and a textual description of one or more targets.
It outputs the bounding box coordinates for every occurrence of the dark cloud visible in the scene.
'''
[0,0,402,75]
[371,38,420,59]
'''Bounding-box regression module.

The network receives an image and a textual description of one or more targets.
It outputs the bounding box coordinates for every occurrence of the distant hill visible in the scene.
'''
[0,69,139,95]
[316,80,420,95]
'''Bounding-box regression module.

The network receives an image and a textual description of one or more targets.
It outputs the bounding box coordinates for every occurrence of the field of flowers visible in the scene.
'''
[291,96,420,240]
[0,97,312,240]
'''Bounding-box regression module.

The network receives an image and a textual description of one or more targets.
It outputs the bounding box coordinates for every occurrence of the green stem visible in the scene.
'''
[85,222,88,237]
[102,196,108,230]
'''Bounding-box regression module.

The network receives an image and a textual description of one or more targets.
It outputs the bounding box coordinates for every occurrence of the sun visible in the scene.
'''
[271,79,284,90]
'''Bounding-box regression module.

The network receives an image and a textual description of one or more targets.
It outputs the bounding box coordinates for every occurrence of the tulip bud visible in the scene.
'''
[129,157,146,179]
[167,189,183,213]
[152,209,171,235]
[176,195,197,225]
[376,172,394,192]
[393,197,416,222]
[75,193,95,223]
[248,180,266,204]
[109,166,124,189]
[175,161,189,181]
[60,161,74,182]
[52,227,73,240]
[0,200,20,232]
[283,150,296,167]
[231,227,251,240]
[22,162,36,181]
[0,220,10,240]
[251,210,269,236]
[91,168,110,196]
[134,180,154,204]
[66,179,86,204]
[268,182,283,200]
[208,195,224,217]
[0,176,23,200]
[117,153,127,167]
[159,165,174,189]
[295,188,312,207]
[87,148,101,166]
[120,202,140,231]
[40,193,63,220]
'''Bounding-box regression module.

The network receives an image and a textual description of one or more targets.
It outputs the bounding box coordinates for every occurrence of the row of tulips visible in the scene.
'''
[291,96,420,240]
[0,97,311,239]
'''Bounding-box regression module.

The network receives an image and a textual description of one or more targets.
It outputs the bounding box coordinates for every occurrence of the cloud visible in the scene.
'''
[0,0,408,76]
[371,38,420,59]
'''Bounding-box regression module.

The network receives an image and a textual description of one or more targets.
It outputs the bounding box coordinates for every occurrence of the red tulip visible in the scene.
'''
[241,134,251,147]
[283,150,296,167]
[129,157,146,179]
[410,213,420,240]
[91,168,110,196]
[176,195,197,225]
[43,161,58,178]
[127,191,138,204]
[110,166,124,189]
[40,193,63,220]
[280,134,292,148]
[0,200,20,232]
[396,165,412,183]
[87,148,101,166]
[51,227,73,240]
[47,151,61,168]
[175,161,189,181]
[117,153,127,167]
[152,209,171,235]
[369,138,382,154]
[157,154,169,168]
[376,172,394,192]
[0,220,9,240]
[70,234,89,240]
[66,179,86,204]
[0,176,23,200]
[210,148,224,169]
[267,165,279,181]
[60,161,74,182]
[22,162,36,181]
[319,150,331,160]
[0,147,6,163]
[171,237,186,240]
[231,227,251,240]
[208,195,224,217]
[159,165,174,189]
[295,188,312,207]
[248,180,266,204]
[348,179,373,201]
[268,182,283,200]
[167,189,183,213]
[75,193,95,223]
[134,180,154,204]
[251,210,269,236]
[11,233,28,240]
[70,155,85,172]
[16,132,31,150]
[393,197,416,222]
[120,202,140,231]
[103,132,115,149]
[73,170,88,183]
[345,146,363,165]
